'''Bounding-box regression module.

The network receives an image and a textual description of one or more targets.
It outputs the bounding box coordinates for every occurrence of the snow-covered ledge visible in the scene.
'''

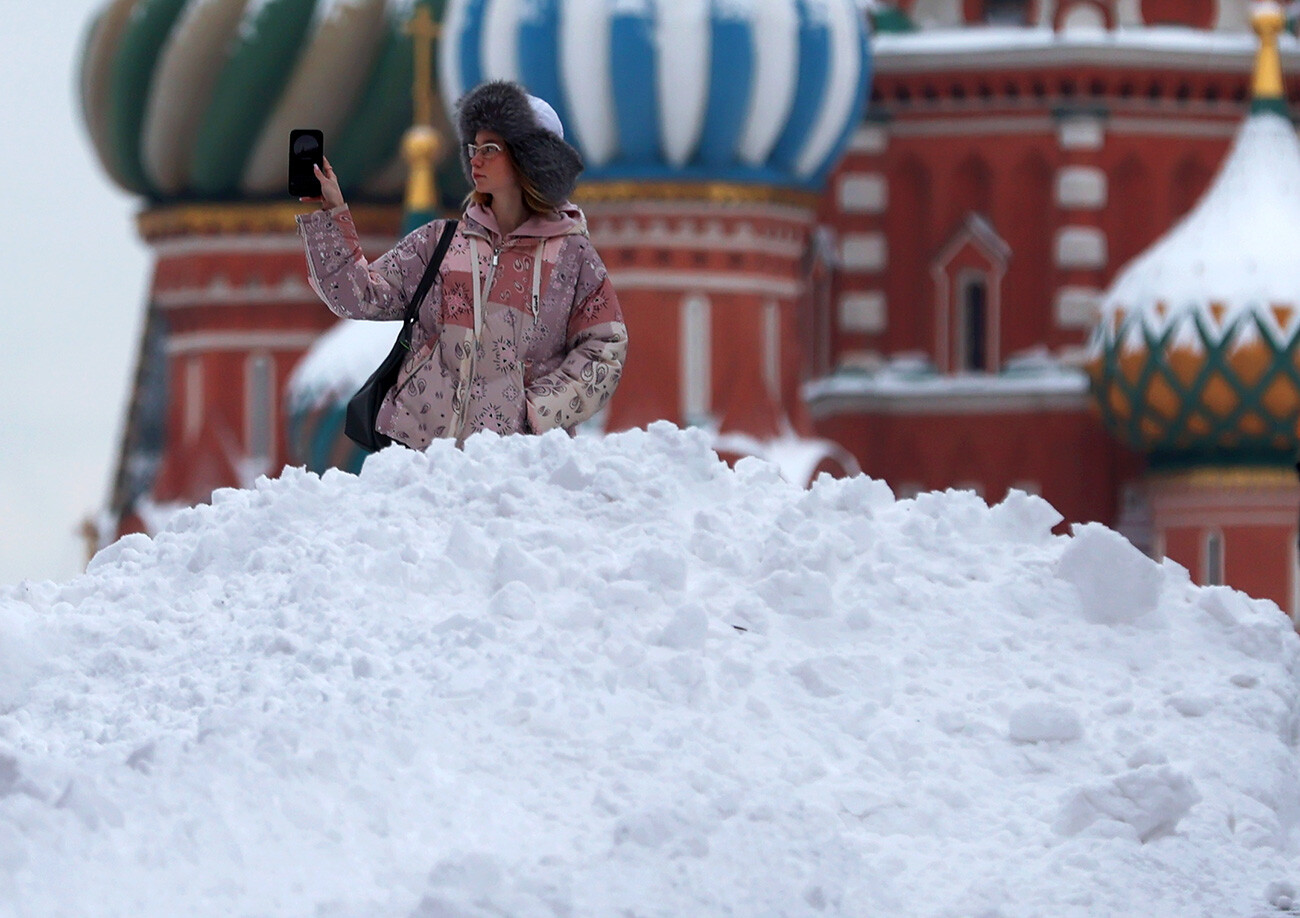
[805,349,1091,417]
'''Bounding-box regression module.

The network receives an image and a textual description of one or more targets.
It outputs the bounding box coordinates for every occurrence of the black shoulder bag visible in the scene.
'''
[345,219,459,452]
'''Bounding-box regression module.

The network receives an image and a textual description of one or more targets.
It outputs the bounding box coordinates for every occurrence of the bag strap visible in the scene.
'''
[402,219,458,331]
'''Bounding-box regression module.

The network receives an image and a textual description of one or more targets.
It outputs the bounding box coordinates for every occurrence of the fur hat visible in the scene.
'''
[456,80,584,209]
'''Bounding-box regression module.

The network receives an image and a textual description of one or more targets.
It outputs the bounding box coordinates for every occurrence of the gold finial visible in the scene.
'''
[402,4,444,215]
[403,125,443,213]
[405,5,441,128]
[1251,1,1286,104]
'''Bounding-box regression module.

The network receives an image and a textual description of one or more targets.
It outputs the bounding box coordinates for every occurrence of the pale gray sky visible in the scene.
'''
[0,0,151,585]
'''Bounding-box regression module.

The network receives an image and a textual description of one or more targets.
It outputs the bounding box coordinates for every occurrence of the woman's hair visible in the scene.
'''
[466,147,555,215]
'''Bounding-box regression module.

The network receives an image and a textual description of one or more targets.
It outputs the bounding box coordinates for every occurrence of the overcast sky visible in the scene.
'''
[0,0,151,585]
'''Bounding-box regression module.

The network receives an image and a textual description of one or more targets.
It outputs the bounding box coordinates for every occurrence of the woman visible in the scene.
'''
[296,80,627,446]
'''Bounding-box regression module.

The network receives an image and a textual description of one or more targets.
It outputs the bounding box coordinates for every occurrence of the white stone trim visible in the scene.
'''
[763,300,781,398]
[805,386,1092,417]
[1054,286,1103,328]
[1060,4,1108,34]
[1203,529,1225,586]
[1058,116,1105,150]
[840,233,888,272]
[166,331,321,354]
[183,357,203,444]
[836,173,889,214]
[1055,166,1107,209]
[155,278,318,308]
[839,291,887,333]
[872,39,1267,73]
[153,235,395,258]
[588,224,805,258]
[245,351,275,465]
[681,294,712,425]
[1054,227,1107,269]
[890,115,1055,138]
[581,199,817,225]
[608,271,802,298]
[1107,116,1239,138]
[847,124,889,153]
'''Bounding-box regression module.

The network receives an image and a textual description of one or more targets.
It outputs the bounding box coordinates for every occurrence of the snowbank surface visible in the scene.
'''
[2,424,1300,916]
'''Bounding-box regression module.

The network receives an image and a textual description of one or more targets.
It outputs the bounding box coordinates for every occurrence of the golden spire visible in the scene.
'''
[1251,1,1287,112]
[402,5,444,219]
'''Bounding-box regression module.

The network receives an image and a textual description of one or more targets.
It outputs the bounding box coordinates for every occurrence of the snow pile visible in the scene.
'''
[2,424,1300,916]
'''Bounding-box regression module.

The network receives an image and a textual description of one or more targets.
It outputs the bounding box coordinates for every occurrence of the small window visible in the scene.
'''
[961,278,989,371]
[985,0,1029,24]
[1204,531,1224,586]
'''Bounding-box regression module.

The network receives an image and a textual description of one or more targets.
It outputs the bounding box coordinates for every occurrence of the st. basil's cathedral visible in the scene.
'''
[79,0,1300,619]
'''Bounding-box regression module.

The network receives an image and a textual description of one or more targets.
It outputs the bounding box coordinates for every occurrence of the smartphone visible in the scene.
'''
[288,129,324,197]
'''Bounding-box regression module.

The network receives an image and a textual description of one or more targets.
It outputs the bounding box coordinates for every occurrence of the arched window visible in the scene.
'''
[681,295,712,426]
[931,215,1008,374]
[959,274,990,371]
[984,0,1029,24]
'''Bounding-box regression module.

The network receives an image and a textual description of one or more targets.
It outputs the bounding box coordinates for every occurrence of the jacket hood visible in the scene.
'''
[456,80,584,210]
[464,201,588,242]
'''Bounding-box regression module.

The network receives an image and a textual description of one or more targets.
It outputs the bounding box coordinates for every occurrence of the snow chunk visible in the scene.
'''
[1054,765,1200,842]
[1008,702,1083,743]
[654,604,709,650]
[1055,522,1163,625]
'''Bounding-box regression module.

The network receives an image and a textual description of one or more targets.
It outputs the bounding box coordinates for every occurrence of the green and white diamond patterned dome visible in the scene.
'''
[1087,1,1300,466]
[79,0,454,202]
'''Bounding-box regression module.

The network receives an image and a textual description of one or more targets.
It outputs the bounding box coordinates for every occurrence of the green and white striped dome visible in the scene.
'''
[79,0,455,201]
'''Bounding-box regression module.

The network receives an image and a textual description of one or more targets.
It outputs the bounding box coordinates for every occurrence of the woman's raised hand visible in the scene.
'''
[302,156,346,210]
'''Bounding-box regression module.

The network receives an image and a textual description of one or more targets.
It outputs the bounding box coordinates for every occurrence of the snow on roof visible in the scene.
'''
[286,318,400,409]
[3,424,1299,914]
[806,349,1090,404]
[873,24,1300,65]
[1100,111,1300,352]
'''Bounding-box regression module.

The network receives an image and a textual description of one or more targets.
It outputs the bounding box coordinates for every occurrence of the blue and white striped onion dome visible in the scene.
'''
[439,0,873,191]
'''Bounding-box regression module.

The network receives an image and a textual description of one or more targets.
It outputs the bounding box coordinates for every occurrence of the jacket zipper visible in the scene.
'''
[456,241,504,441]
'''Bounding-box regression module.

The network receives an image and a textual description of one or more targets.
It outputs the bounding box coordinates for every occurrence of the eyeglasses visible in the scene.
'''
[466,142,504,160]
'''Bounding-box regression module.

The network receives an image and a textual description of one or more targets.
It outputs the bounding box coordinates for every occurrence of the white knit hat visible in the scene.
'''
[527,94,564,139]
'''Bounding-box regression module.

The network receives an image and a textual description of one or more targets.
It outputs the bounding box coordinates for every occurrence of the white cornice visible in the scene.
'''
[804,375,1091,416]
[609,270,803,299]
[873,34,1300,74]
[152,235,395,258]
[166,331,321,354]
[155,280,318,309]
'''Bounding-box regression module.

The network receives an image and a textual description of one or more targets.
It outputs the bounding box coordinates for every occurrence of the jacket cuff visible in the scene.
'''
[295,204,351,233]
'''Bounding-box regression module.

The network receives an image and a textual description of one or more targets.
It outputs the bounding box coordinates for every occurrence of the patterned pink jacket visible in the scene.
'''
[297,201,627,447]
